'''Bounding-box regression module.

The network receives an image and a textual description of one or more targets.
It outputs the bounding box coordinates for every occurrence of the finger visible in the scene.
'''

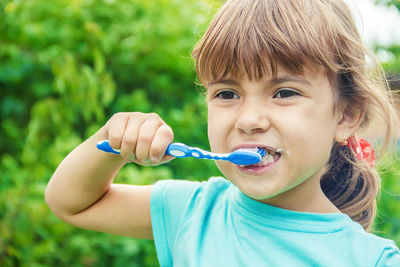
[151,155,175,166]
[119,114,145,161]
[149,124,174,163]
[107,113,129,150]
[134,115,164,163]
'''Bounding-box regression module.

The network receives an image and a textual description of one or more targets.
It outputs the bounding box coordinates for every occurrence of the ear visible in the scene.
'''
[334,103,364,143]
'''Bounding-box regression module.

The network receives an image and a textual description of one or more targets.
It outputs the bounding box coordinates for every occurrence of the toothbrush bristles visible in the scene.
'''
[257,148,266,158]
[259,148,285,159]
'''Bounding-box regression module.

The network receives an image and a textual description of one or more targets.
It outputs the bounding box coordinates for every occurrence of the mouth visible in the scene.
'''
[234,145,282,167]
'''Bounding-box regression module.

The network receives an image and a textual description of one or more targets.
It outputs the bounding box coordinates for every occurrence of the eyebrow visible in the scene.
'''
[272,75,312,86]
[207,75,312,87]
[207,79,239,87]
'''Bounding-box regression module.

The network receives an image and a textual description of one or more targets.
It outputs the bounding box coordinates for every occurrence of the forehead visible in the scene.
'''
[206,63,330,88]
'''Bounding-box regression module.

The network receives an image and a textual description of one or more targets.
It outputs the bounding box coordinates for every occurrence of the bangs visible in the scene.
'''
[192,0,360,84]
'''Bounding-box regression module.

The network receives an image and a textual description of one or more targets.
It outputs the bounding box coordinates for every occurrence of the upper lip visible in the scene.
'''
[232,144,280,152]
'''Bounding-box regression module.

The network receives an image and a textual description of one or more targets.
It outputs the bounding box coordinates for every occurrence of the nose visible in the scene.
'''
[235,99,270,135]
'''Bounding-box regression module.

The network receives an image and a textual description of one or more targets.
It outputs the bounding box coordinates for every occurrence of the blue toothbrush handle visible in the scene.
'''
[96,140,121,154]
[166,143,227,160]
[96,140,198,158]
[165,143,192,157]
[165,143,214,159]
[96,140,222,160]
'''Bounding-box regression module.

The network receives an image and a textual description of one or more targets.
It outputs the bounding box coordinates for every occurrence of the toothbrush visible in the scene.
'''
[96,140,266,165]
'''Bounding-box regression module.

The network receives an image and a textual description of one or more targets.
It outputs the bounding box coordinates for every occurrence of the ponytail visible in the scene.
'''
[321,143,380,231]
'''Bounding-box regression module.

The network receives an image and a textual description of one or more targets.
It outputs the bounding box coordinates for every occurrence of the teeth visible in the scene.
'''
[261,153,275,164]
[260,149,282,163]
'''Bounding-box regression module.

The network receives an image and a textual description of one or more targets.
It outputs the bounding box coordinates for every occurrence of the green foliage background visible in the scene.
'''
[0,0,399,266]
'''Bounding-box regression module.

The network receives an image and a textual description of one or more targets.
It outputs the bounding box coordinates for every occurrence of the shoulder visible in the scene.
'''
[375,239,400,266]
[153,176,229,189]
[150,176,231,222]
[150,177,231,265]
[342,225,400,266]
[152,176,230,202]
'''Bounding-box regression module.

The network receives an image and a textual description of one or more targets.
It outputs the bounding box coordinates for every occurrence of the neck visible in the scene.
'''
[259,174,341,214]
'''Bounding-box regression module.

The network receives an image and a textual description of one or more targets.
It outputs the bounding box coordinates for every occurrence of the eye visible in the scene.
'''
[215,90,239,100]
[273,88,301,99]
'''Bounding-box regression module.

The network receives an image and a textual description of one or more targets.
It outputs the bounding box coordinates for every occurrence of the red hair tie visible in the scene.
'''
[346,136,375,167]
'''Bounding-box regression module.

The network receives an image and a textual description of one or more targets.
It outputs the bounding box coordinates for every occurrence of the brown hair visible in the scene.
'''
[192,0,399,231]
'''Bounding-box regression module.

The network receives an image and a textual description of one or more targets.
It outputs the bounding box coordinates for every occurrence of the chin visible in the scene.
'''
[234,180,278,200]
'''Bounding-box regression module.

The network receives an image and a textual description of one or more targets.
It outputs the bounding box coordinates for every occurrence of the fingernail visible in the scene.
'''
[145,158,152,164]
[151,156,158,163]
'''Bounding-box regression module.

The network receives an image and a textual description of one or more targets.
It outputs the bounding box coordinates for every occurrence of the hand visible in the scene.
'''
[104,112,175,165]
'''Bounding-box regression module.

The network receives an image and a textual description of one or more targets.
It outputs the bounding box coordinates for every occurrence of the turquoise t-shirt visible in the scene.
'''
[150,177,400,266]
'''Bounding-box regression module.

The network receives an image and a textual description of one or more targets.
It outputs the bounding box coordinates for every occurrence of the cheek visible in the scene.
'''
[207,108,225,150]
[207,122,217,150]
[280,107,336,160]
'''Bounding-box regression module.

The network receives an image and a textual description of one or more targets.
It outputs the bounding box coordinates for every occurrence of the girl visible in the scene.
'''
[46,0,400,265]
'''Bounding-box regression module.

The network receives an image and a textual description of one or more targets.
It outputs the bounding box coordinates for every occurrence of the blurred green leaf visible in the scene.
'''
[0,0,217,265]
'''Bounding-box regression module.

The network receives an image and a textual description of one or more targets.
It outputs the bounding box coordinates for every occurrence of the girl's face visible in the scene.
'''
[206,66,343,212]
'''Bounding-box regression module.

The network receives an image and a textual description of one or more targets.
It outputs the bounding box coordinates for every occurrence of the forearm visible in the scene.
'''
[45,127,126,218]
